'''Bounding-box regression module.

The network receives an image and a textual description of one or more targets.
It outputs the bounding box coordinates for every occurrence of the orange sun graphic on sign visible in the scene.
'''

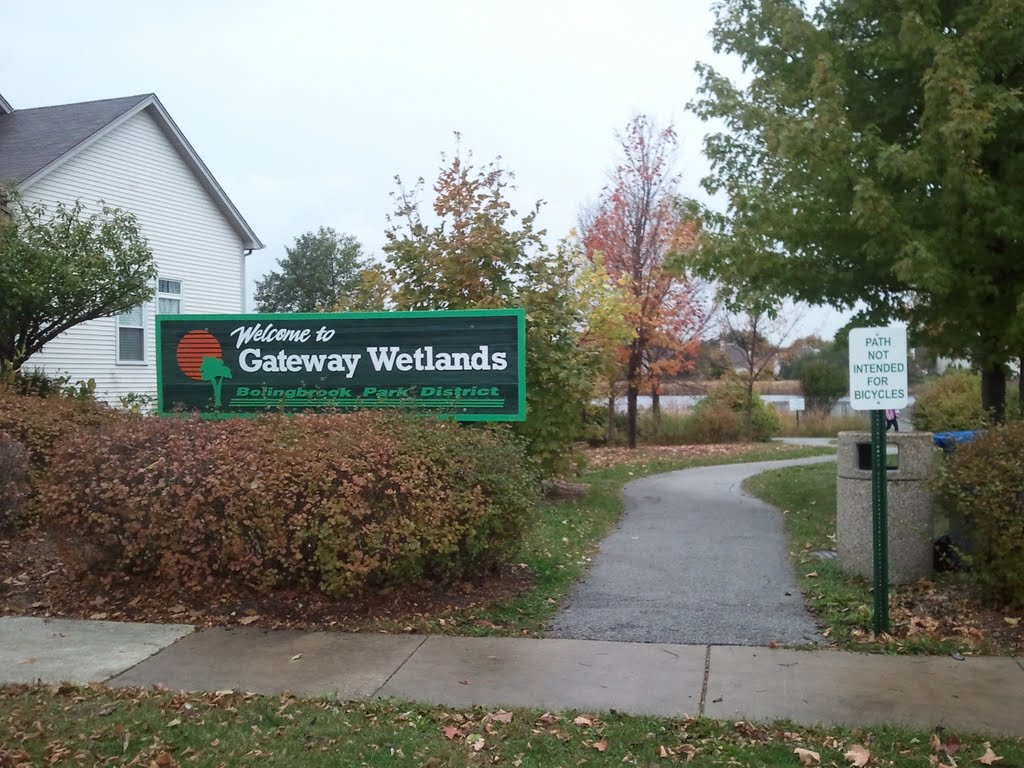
[176,330,224,380]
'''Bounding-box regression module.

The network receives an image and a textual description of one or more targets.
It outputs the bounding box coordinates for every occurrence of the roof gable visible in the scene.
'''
[0,94,262,250]
[0,95,148,185]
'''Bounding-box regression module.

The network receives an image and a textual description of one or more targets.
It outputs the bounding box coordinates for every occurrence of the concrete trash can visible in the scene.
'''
[836,431,935,584]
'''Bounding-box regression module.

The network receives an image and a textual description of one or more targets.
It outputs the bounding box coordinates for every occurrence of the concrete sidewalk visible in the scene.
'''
[2,616,1021,737]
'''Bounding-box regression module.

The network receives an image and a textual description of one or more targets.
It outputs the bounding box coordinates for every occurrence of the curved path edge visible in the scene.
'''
[547,454,836,646]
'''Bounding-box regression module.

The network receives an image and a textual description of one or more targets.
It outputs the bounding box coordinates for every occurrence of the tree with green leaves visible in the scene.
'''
[799,358,848,415]
[0,194,155,374]
[384,146,632,474]
[254,227,366,313]
[384,147,542,311]
[692,0,1024,421]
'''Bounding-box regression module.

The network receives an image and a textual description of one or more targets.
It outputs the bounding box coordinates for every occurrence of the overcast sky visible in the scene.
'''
[3,0,852,338]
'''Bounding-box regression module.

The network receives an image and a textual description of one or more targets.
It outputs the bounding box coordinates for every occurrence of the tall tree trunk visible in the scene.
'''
[627,384,639,449]
[981,363,1006,424]
[1019,357,1024,418]
[745,377,755,432]
[626,344,643,449]
[651,384,661,425]
[606,388,615,445]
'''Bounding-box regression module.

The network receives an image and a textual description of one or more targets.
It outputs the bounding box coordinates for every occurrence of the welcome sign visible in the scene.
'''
[156,309,526,421]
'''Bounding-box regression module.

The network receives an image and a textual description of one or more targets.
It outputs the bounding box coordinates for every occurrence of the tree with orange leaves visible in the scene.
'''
[583,116,706,448]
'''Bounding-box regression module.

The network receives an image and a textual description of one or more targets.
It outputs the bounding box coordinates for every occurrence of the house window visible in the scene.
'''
[117,305,145,362]
[157,278,182,314]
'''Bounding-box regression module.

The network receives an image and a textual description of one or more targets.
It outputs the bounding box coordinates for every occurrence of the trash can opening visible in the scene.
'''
[857,442,899,471]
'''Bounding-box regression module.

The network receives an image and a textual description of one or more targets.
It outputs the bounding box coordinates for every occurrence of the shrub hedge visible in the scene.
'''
[0,384,119,470]
[912,370,986,432]
[690,378,780,442]
[935,422,1024,608]
[40,411,537,597]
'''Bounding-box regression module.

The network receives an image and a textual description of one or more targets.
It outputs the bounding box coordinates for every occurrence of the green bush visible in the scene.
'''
[691,378,780,441]
[40,412,538,598]
[5,368,97,400]
[912,370,986,432]
[935,422,1024,608]
[798,359,847,414]
[684,403,745,443]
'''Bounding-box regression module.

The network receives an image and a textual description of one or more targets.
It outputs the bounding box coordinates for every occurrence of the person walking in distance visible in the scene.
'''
[885,408,900,432]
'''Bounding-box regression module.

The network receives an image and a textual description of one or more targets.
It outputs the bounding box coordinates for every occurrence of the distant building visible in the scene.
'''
[0,91,263,403]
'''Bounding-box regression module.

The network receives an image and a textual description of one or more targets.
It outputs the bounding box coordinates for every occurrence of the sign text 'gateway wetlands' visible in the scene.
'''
[156,310,526,421]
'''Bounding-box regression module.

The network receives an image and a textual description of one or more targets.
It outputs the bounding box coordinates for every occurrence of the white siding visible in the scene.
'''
[22,107,246,405]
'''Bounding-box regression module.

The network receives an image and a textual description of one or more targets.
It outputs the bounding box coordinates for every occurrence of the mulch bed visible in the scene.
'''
[887,579,1023,655]
[0,526,532,633]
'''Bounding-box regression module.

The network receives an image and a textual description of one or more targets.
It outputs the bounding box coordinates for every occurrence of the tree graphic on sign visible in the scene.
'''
[177,330,231,410]
[200,356,232,408]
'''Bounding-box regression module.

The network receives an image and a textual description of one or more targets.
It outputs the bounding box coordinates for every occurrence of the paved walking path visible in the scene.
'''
[547,456,832,645]
[1,616,1022,736]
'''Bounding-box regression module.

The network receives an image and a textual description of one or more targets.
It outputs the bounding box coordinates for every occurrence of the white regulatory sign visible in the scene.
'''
[848,326,909,411]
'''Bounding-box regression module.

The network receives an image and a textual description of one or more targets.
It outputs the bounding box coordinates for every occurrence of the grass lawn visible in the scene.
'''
[743,461,1023,655]
[2,685,1021,767]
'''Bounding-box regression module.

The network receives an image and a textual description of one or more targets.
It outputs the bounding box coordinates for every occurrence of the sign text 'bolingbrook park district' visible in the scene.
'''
[156,310,526,421]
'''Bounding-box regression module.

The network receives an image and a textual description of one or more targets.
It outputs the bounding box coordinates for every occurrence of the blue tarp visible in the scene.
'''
[933,431,981,451]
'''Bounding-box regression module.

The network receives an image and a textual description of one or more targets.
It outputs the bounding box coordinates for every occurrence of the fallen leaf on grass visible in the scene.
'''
[1003,617,1019,627]
[734,721,768,741]
[492,710,513,724]
[805,572,819,578]
[467,734,485,751]
[443,726,460,740]
[678,744,697,762]
[945,735,962,756]
[845,744,870,767]
[574,716,594,727]
[794,747,821,765]
[593,739,608,752]
[978,743,1003,765]
[238,616,259,626]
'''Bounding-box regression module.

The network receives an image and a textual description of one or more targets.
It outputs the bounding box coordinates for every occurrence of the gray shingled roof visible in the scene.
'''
[0,94,150,185]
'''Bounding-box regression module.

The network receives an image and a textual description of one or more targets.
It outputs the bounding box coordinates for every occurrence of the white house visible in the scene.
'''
[0,91,263,404]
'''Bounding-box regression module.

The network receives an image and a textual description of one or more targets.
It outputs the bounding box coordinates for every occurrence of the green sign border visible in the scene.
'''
[155,308,527,422]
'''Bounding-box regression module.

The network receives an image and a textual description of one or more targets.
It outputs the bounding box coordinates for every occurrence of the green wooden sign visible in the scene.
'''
[156,309,526,421]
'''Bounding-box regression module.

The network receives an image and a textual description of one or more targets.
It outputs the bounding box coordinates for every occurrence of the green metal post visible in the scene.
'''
[871,409,890,634]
